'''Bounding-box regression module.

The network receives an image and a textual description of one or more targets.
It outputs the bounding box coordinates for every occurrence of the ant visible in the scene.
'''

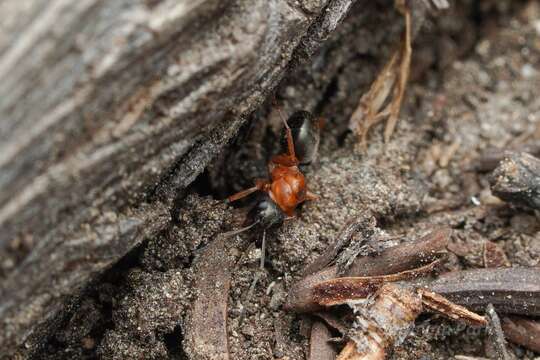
[226,107,320,233]
[224,105,321,318]
[228,109,319,214]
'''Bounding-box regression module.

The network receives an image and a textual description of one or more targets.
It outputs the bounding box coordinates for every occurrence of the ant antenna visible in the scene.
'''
[317,116,326,130]
[221,220,259,238]
[259,229,266,270]
[195,221,260,257]
[273,101,290,130]
[239,229,267,324]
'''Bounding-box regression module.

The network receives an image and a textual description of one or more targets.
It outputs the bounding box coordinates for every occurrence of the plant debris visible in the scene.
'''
[501,316,540,354]
[184,231,249,360]
[332,283,485,360]
[418,289,487,327]
[310,321,338,360]
[484,303,511,360]
[337,284,424,360]
[490,152,540,210]
[428,267,540,316]
[312,261,440,307]
[347,0,448,146]
[285,228,449,313]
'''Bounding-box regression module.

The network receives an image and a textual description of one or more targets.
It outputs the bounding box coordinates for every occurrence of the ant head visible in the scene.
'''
[247,196,285,230]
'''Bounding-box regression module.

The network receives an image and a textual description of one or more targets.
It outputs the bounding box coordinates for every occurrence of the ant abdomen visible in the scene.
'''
[281,110,320,166]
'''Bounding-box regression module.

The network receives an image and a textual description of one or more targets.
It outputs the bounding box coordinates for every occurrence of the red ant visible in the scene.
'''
[224,106,321,318]
[227,108,320,228]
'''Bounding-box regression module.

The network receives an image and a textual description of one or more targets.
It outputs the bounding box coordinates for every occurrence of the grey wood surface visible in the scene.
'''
[0,0,356,353]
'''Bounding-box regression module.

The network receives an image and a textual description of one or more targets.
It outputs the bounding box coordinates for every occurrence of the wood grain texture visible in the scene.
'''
[0,0,357,353]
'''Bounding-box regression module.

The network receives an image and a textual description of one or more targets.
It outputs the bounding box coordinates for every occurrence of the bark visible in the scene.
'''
[490,152,540,210]
[0,0,357,353]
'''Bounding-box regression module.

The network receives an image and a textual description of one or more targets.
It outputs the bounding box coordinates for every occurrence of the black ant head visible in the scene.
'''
[223,196,284,239]
[281,110,320,166]
[247,195,285,230]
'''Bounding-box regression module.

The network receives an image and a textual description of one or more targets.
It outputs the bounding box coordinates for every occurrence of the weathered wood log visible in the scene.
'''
[0,0,358,353]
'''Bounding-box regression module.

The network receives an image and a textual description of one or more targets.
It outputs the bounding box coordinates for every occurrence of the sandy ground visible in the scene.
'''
[37,1,540,359]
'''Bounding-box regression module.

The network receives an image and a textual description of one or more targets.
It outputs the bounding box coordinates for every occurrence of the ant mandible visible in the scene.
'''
[227,107,320,230]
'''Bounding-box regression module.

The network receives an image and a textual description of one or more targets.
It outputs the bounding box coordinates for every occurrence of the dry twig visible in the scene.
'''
[418,289,487,327]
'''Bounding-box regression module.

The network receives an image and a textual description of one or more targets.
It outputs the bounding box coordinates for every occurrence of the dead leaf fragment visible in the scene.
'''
[483,241,511,268]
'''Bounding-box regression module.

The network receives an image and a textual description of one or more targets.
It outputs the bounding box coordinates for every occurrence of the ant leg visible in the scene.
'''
[227,186,259,203]
[283,117,297,161]
[275,104,298,163]
[270,154,298,167]
[227,180,269,203]
[317,116,326,130]
[259,229,267,270]
[239,229,266,324]
[270,127,299,165]
[305,190,319,201]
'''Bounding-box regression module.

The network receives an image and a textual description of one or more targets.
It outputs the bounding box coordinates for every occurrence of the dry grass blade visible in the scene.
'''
[349,0,412,147]
[418,289,487,326]
[184,231,246,360]
[349,53,399,147]
[384,0,412,144]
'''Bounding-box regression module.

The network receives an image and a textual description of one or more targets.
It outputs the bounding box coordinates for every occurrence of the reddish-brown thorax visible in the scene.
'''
[226,112,317,218]
[268,164,306,216]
